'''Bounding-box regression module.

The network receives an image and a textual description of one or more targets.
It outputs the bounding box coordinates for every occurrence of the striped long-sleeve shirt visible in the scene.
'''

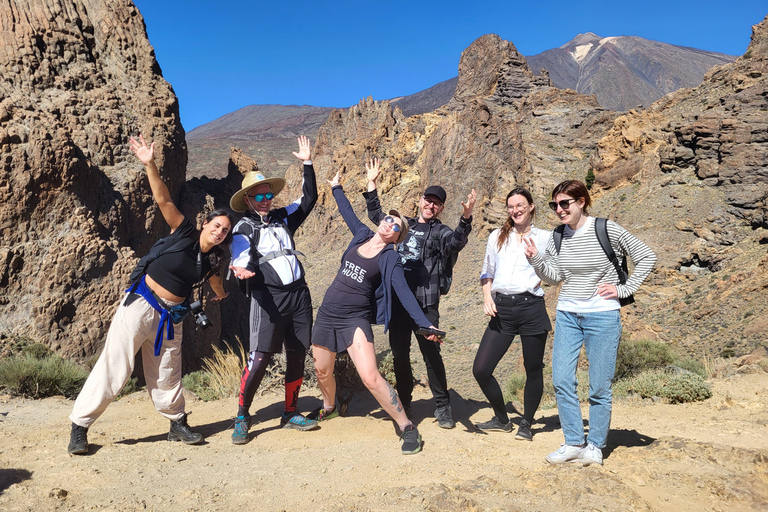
[527,217,656,312]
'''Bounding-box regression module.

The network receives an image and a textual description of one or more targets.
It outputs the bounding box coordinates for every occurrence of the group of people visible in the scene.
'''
[67,134,656,464]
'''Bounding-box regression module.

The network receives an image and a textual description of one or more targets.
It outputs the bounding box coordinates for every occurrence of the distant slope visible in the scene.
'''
[527,33,736,111]
[186,105,333,179]
[390,76,458,117]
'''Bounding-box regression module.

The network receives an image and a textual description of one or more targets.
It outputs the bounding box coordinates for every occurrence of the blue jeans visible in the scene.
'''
[552,310,622,448]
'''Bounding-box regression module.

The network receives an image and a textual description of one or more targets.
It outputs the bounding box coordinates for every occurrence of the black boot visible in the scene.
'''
[68,423,89,455]
[168,413,203,445]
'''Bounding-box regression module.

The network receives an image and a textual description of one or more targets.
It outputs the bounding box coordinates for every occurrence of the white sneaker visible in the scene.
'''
[581,443,603,466]
[545,444,586,464]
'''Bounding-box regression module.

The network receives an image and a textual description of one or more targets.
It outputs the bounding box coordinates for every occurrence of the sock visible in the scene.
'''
[284,377,303,414]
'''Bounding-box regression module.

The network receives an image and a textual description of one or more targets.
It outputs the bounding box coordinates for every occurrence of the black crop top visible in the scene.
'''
[146,217,212,297]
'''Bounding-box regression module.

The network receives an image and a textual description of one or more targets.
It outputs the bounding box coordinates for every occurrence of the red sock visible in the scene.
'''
[284,378,303,414]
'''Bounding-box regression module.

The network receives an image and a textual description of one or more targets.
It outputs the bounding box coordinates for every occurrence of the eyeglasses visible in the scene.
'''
[507,203,530,211]
[422,196,443,207]
[248,192,274,202]
[548,198,578,211]
[384,215,401,232]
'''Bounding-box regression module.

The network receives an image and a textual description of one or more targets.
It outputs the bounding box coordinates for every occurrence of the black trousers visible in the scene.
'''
[389,298,448,408]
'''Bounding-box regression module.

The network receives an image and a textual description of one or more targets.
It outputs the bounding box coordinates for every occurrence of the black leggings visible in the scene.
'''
[472,329,547,423]
[237,349,306,417]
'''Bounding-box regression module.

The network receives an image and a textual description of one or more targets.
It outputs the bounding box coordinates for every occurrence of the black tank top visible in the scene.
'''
[318,243,382,319]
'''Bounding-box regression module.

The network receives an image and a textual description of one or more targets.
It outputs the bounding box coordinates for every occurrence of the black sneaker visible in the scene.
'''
[67,423,89,455]
[434,404,455,429]
[515,418,533,441]
[168,413,203,445]
[400,424,422,455]
[474,416,512,433]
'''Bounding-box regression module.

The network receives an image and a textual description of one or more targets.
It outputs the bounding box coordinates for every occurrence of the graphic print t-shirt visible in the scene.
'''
[318,244,382,319]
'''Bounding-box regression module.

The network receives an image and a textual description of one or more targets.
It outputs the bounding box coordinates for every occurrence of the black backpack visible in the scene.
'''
[128,234,196,288]
[552,217,635,307]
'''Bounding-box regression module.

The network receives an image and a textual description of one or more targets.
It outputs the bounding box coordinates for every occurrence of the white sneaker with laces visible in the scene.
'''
[545,443,586,464]
[581,443,604,466]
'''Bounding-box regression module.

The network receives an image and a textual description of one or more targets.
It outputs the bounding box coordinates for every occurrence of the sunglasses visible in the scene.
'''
[384,215,401,232]
[248,192,274,202]
[548,198,578,211]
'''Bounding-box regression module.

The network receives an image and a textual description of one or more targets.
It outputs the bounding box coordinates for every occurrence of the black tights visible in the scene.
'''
[472,329,547,423]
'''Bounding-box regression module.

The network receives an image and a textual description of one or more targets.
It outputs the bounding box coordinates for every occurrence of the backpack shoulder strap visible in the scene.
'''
[595,218,626,284]
[553,224,565,254]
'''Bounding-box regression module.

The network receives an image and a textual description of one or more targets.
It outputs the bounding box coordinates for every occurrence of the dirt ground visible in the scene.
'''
[0,370,767,512]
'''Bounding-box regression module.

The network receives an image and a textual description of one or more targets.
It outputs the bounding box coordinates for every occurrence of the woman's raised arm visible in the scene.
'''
[130,135,184,231]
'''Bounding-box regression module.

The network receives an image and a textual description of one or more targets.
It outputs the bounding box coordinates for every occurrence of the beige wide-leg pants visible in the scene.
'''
[70,293,185,427]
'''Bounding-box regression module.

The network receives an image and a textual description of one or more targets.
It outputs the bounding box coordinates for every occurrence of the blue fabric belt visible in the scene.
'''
[127,276,174,357]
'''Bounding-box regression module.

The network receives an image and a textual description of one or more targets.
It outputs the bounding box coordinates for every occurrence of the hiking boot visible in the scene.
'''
[434,404,455,429]
[581,443,604,466]
[515,418,533,441]
[306,405,339,422]
[280,411,319,431]
[545,443,586,464]
[231,415,251,445]
[168,413,203,445]
[68,423,89,455]
[400,424,422,455]
[474,416,512,433]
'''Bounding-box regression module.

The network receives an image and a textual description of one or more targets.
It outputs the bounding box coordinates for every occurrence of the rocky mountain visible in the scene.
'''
[0,0,231,370]
[186,104,333,179]
[526,32,736,111]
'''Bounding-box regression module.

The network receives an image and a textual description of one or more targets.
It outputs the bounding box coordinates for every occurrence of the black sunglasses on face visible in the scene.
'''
[548,198,578,211]
[383,215,401,232]
[248,192,274,202]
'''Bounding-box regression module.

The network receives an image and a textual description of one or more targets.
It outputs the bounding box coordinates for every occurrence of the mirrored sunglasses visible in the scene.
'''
[248,192,274,202]
[384,215,401,232]
[548,198,577,211]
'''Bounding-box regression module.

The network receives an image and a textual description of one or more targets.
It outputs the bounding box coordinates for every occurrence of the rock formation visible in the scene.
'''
[0,0,227,367]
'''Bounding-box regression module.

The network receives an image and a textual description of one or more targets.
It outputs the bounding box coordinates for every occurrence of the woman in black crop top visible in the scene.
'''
[67,135,235,455]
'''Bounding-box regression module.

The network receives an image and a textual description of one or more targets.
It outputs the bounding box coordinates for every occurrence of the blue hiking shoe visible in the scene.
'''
[231,415,250,445]
[280,412,319,431]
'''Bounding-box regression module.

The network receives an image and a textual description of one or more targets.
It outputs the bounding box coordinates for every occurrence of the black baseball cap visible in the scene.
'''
[423,185,447,204]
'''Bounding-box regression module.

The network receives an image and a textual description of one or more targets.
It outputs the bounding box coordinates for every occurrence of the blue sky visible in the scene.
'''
[132,1,767,131]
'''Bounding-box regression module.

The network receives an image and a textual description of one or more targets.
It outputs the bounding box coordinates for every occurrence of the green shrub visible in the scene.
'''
[0,354,88,398]
[19,343,53,359]
[671,357,707,378]
[182,371,218,401]
[614,369,712,404]
[615,339,674,380]
[504,369,590,408]
[585,168,596,190]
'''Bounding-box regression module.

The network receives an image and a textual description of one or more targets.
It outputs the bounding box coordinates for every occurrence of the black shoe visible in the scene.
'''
[68,423,89,455]
[168,413,203,445]
[435,404,455,429]
[400,424,422,455]
[474,416,512,433]
[515,418,533,441]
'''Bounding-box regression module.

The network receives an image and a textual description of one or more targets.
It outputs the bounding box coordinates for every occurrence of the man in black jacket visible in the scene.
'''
[364,158,476,428]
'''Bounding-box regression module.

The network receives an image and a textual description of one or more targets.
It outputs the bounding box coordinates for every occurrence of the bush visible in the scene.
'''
[615,339,675,380]
[0,354,88,398]
[504,368,590,409]
[182,371,218,401]
[614,369,712,404]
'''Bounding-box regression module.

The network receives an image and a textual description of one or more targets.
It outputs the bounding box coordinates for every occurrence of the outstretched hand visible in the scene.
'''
[129,134,155,165]
[462,189,477,219]
[366,158,381,184]
[292,135,311,161]
[328,170,342,187]
[229,265,255,280]
[522,236,538,258]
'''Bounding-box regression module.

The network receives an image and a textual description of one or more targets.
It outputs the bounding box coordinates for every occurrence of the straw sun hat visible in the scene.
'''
[229,171,286,212]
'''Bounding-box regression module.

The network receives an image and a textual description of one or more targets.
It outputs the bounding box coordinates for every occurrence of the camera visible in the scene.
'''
[189,301,211,329]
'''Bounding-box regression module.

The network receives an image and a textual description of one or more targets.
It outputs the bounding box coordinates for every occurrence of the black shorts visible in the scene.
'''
[311,311,374,353]
[248,285,312,353]
[487,292,552,336]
